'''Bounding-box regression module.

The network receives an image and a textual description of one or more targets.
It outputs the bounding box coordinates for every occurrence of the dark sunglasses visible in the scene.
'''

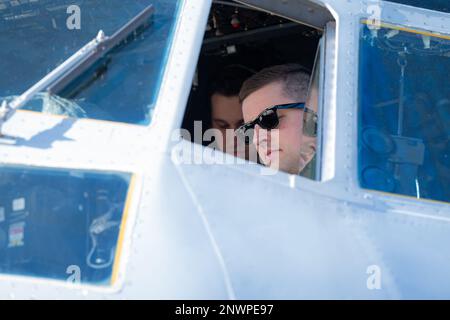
[236,102,305,144]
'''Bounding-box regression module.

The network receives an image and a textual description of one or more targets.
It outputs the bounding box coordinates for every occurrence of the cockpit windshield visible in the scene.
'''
[0,0,181,125]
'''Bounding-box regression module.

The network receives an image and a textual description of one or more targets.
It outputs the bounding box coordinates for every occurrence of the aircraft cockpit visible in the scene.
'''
[181,0,333,180]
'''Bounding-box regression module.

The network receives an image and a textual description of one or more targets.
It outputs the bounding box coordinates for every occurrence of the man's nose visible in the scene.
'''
[253,124,268,147]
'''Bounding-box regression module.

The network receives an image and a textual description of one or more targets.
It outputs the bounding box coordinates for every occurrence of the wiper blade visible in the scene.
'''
[0,4,154,134]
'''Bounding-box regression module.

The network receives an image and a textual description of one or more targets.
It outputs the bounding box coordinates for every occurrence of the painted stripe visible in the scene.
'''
[367,188,450,207]
[111,173,137,285]
[362,19,450,41]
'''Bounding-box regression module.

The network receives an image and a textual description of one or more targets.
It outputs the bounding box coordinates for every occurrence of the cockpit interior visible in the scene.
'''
[182,0,322,145]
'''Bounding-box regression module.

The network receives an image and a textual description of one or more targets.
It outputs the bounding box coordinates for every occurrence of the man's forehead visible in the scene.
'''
[211,94,242,116]
[242,82,294,121]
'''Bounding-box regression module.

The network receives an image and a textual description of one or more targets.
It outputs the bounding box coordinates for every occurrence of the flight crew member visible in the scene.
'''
[237,64,316,176]
[208,65,254,160]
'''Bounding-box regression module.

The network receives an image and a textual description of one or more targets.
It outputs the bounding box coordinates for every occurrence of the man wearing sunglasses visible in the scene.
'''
[238,64,316,175]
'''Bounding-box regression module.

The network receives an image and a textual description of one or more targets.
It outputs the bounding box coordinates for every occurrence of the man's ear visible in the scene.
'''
[301,137,316,161]
[299,106,318,171]
[299,134,317,174]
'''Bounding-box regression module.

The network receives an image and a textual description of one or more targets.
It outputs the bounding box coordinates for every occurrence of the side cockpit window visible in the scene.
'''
[181,0,334,180]
[358,20,450,203]
[299,40,323,180]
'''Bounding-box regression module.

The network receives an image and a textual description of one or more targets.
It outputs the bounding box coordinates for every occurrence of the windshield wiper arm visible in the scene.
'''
[48,4,154,95]
[0,4,154,135]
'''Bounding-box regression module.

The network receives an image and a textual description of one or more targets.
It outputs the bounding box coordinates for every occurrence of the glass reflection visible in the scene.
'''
[358,21,450,203]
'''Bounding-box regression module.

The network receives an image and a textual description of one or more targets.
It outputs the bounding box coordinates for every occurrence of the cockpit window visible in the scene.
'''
[358,20,450,203]
[0,165,133,286]
[384,0,450,13]
[0,0,181,125]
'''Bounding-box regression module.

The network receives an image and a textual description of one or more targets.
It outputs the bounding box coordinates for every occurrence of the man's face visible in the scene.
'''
[211,93,246,158]
[242,81,308,174]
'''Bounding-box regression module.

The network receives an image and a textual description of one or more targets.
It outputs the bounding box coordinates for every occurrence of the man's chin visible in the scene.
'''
[267,159,282,172]
[272,159,302,175]
[260,157,298,175]
[259,155,273,168]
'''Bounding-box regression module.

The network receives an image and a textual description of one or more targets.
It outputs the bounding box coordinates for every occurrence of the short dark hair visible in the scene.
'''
[209,65,254,98]
[239,64,311,103]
